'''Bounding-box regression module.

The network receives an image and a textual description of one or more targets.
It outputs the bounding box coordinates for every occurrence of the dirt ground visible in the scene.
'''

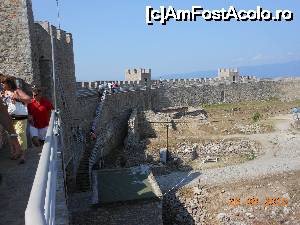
[203,99,300,134]
[101,99,300,225]
[148,99,300,140]
[144,100,300,168]
[198,171,300,225]
[150,100,300,225]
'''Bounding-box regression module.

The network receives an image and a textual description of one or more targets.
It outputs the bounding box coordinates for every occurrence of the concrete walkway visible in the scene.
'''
[0,145,41,225]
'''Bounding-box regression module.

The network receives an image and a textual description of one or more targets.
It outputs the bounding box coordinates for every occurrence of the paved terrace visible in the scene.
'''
[0,145,41,225]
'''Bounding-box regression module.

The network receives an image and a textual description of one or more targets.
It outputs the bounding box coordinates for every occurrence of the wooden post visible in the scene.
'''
[166,124,169,151]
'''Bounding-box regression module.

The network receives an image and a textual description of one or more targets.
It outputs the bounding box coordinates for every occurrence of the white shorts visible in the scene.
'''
[29,125,48,141]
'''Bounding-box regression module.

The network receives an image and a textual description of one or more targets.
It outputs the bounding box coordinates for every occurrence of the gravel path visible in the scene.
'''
[156,114,300,193]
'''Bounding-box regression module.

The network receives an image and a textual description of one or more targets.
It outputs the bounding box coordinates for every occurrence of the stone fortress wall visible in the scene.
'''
[157,78,300,108]
[2,0,300,212]
[0,0,81,183]
[76,75,257,90]
[80,76,300,174]
[78,76,300,110]
[0,1,81,222]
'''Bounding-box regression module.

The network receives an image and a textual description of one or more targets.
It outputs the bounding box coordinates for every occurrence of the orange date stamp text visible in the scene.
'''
[228,197,288,207]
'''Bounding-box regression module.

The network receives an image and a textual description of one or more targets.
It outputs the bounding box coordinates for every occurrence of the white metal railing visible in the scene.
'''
[25,111,61,225]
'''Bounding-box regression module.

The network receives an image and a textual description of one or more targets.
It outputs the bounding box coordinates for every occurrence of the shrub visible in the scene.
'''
[268,96,279,101]
[252,112,261,122]
[247,150,256,160]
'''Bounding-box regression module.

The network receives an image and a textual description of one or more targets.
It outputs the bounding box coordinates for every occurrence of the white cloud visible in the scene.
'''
[232,57,245,63]
[252,54,264,61]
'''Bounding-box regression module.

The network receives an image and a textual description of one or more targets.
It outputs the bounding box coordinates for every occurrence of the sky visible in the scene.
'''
[31,0,300,81]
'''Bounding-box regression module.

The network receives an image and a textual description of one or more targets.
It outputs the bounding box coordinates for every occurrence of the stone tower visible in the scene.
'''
[125,68,151,84]
[218,68,240,82]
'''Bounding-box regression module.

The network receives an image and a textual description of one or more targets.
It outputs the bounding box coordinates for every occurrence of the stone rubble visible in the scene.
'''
[233,123,262,134]
[120,138,259,170]
[172,139,259,164]
[143,109,208,125]
[291,120,300,130]
[164,186,299,225]
[163,183,209,225]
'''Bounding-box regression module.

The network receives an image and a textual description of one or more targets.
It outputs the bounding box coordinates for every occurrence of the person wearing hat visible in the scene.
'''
[27,87,54,147]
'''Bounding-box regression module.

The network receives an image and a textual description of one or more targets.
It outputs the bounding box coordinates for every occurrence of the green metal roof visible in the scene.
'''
[93,166,159,204]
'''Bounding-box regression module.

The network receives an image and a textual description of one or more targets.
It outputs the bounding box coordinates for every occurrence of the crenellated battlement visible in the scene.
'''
[76,75,258,90]
[65,33,73,44]
[77,80,147,89]
[218,68,239,73]
[126,68,151,74]
[35,21,73,45]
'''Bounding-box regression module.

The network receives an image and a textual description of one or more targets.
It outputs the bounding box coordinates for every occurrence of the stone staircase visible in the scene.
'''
[75,141,94,192]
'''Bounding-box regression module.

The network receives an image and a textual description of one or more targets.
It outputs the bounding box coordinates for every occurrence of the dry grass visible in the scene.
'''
[150,99,300,141]
[178,186,194,199]
[203,99,300,123]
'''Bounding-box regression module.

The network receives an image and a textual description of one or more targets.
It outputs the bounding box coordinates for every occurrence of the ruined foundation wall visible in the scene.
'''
[125,109,140,149]
[88,89,160,174]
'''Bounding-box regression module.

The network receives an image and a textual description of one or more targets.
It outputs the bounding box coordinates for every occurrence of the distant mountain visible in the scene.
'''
[159,60,300,79]
[240,61,300,78]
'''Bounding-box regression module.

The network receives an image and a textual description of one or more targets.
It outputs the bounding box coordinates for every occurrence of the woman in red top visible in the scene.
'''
[27,87,54,147]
